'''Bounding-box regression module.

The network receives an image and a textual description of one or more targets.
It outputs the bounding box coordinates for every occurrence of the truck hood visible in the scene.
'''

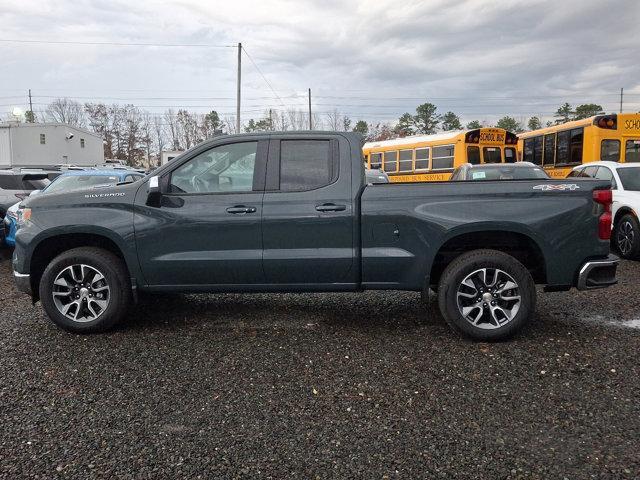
[22,181,140,209]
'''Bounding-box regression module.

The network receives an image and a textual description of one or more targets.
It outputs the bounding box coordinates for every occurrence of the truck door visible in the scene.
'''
[134,139,267,286]
[261,136,356,286]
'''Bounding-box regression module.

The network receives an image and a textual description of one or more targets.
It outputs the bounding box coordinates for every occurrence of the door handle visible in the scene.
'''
[226,206,256,214]
[315,203,346,212]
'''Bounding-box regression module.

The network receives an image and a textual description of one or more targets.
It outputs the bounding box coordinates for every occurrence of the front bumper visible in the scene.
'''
[576,254,619,290]
[13,271,32,296]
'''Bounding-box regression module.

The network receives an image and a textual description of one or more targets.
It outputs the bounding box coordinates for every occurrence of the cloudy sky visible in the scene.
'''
[1,0,639,127]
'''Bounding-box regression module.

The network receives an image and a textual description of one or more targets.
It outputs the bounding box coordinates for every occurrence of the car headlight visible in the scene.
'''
[17,207,32,226]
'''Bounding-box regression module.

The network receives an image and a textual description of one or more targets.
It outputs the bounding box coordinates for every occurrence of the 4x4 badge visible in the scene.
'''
[533,184,580,191]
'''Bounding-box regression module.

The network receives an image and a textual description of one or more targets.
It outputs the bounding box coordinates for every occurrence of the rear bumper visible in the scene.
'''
[13,271,32,296]
[576,254,619,290]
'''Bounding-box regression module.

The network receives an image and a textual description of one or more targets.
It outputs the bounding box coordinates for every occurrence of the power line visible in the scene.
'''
[242,46,291,110]
[0,38,235,48]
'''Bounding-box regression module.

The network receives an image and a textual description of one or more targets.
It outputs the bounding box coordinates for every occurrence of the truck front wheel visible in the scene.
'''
[437,249,536,341]
[39,247,131,333]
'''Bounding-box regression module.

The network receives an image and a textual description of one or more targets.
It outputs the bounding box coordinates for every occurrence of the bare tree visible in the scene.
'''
[153,116,166,163]
[46,98,86,127]
[326,109,342,131]
[164,109,181,150]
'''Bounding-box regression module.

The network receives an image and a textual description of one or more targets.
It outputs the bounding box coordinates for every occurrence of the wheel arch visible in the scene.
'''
[28,231,132,301]
[429,229,546,288]
[613,206,637,226]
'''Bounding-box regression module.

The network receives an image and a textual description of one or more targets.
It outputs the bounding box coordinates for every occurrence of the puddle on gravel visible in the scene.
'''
[581,316,640,330]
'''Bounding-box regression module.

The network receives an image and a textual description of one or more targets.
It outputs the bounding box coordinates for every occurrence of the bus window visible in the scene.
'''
[523,138,534,163]
[626,140,640,163]
[398,149,413,172]
[371,152,382,169]
[467,146,480,165]
[505,147,516,163]
[415,148,429,170]
[543,134,555,166]
[533,136,543,165]
[383,151,398,172]
[601,140,620,162]
[556,130,570,165]
[483,147,501,163]
[570,128,584,164]
[432,145,455,170]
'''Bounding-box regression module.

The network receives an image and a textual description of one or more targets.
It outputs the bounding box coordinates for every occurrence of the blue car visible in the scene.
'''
[3,169,144,247]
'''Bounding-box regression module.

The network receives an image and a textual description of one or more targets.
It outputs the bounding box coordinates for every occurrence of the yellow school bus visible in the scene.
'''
[363,128,518,182]
[517,113,640,178]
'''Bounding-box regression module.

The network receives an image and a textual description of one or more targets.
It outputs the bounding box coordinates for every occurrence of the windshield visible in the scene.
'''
[617,167,640,191]
[0,175,50,190]
[45,175,122,193]
[466,166,549,181]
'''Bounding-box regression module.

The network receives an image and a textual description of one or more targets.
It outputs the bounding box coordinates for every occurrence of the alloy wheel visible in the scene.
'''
[456,268,521,329]
[617,221,635,256]
[52,264,111,322]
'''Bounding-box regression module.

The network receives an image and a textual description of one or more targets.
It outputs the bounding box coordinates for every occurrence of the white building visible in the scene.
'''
[161,150,184,165]
[0,122,104,168]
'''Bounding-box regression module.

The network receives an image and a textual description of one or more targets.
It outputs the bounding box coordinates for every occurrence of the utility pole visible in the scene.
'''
[236,42,242,134]
[28,89,34,122]
[308,88,312,130]
[269,108,273,130]
[620,87,623,114]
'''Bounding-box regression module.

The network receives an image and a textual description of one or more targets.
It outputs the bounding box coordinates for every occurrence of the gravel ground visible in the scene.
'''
[0,248,639,479]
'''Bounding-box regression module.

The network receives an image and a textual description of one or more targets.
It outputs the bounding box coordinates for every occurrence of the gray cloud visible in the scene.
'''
[0,0,638,125]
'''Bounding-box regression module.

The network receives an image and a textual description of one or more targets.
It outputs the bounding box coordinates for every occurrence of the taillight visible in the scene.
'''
[593,114,617,130]
[593,189,612,240]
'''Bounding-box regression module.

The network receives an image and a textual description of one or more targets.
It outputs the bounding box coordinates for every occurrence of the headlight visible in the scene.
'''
[17,207,32,226]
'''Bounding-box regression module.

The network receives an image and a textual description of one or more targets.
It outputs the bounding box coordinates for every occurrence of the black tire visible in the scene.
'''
[614,214,640,260]
[39,247,131,333]
[437,249,536,341]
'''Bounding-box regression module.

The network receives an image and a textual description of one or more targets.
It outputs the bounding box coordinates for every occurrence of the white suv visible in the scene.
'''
[568,161,640,259]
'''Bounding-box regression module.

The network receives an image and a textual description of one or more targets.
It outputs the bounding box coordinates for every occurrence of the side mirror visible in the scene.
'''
[146,176,162,207]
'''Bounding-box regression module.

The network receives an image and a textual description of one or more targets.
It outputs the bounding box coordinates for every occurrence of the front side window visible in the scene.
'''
[467,146,480,165]
[625,139,640,163]
[370,152,382,169]
[398,149,413,172]
[280,140,332,191]
[383,151,398,172]
[543,134,555,166]
[432,145,455,170]
[601,140,620,162]
[483,147,501,164]
[556,130,570,165]
[169,141,257,194]
[415,148,429,170]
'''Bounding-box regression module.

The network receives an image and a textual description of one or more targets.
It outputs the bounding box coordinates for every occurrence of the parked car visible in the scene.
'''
[0,169,51,219]
[365,168,389,184]
[3,170,144,247]
[568,161,640,259]
[450,162,550,181]
[13,132,618,340]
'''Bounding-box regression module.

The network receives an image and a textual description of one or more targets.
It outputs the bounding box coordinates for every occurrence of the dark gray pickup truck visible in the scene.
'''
[12,132,618,340]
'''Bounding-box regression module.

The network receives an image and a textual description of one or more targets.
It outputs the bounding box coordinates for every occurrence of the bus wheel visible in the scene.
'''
[615,214,640,260]
[437,249,535,341]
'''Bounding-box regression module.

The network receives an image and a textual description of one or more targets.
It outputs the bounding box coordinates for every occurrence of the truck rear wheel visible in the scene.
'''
[39,247,131,333]
[437,249,536,341]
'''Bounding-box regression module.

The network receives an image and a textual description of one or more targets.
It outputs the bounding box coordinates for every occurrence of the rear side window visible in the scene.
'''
[398,149,413,172]
[570,128,584,164]
[383,151,398,172]
[582,166,598,178]
[601,140,620,162]
[594,166,617,189]
[556,130,570,165]
[415,148,429,170]
[370,152,382,169]
[432,145,454,170]
[280,140,333,191]
[0,176,21,190]
[543,134,555,166]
